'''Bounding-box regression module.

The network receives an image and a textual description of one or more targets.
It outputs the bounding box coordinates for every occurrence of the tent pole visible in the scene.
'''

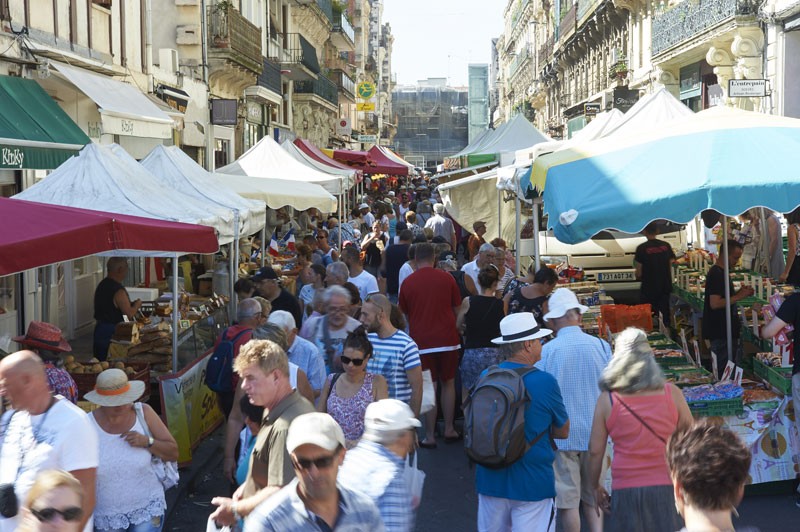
[261,222,267,267]
[231,211,240,320]
[338,194,343,251]
[41,265,50,323]
[533,198,542,272]
[514,195,521,277]
[497,189,502,240]
[722,221,733,370]
[172,256,179,374]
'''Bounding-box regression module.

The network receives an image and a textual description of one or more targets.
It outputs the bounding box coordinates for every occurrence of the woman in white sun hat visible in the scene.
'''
[85,369,178,532]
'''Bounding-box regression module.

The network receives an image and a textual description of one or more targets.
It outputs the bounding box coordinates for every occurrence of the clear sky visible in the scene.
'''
[382,0,505,87]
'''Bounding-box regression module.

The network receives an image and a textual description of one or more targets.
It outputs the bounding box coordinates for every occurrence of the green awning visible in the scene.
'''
[0,75,89,169]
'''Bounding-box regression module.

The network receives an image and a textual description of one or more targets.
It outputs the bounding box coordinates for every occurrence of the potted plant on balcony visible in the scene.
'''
[608,60,628,81]
[211,1,233,47]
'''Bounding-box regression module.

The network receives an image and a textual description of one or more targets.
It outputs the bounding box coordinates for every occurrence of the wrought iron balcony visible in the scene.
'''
[331,11,355,49]
[257,57,282,95]
[294,76,339,106]
[538,35,554,68]
[329,69,355,100]
[267,32,321,80]
[316,0,334,23]
[652,0,760,57]
[207,6,263,75]
[509,48,531,79]
[558,4,577,43]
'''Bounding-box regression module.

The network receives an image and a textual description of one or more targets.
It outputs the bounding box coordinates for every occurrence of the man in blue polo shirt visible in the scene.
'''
[475,313,570,532]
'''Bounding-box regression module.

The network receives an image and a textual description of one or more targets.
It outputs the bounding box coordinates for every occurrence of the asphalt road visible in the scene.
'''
[166,425,799,531]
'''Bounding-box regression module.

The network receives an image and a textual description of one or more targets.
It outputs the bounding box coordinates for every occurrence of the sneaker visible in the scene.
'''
[795,496,800,509]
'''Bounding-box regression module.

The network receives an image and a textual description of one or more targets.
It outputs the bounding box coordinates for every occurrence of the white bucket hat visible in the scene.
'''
[492,313,552,345]
[543,287,589,321]
[84,368,145,407]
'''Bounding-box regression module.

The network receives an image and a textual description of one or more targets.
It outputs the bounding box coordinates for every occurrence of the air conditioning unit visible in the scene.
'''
[159,48,180,73]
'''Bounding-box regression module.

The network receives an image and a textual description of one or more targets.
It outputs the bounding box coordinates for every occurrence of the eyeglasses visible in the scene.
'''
[340,355,365,366]
[31,506,83,523]
[293,453,337,471]
[327,305,348,314]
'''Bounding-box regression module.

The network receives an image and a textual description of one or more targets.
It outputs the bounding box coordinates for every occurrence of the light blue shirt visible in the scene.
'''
[244,478,385,531]
[536,325,611,451]
[288,336,326,394]
[339,440,415,532]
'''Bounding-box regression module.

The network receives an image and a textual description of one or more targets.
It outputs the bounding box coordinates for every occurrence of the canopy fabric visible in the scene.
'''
[52,62,173,139]
[449,129,493,159]
[218,135,352,195]
[211,173,338,213]
[0,197,218,276]
[377,146,415,171]
[281,140,359,181]
[140,145,266,237]
[292,139,363,175]
[541,106,800,244]
[366,146,410,175]
[433,161,499,184]
[531,88,694,192]
[0,75,90,169]
[437,169,518,246]
[471,114,550,157]
[14,143,234,246]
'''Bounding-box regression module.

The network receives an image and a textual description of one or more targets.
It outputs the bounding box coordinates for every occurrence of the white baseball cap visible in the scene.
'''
[364,399,421,433]
[543,287,589,320]
[286,413,346,453]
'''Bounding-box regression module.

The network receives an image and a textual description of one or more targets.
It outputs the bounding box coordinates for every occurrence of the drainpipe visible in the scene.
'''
[201,0,213,170]
[145,0,153,74]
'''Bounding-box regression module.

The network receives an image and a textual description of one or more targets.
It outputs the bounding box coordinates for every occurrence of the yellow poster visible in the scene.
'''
[357,102,375,111]
[159,350,224,465]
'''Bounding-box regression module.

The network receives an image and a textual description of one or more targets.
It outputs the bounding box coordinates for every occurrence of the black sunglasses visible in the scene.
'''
[293,454,337,470]
[32,506,83,523]
[316,235,327,239]
[340,355,365,366]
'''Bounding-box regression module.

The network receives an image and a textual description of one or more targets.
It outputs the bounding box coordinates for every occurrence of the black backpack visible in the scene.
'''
[463,366,549,469]
[204,328,251,392]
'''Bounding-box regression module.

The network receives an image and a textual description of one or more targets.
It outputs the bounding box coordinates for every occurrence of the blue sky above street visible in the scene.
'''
[383,0,505,87]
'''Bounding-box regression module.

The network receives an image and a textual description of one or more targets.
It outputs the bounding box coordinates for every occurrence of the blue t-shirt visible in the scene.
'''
[475,361,568,502]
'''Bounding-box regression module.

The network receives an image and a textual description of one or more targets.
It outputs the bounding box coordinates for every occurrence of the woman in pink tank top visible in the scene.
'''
[587,328,693,532]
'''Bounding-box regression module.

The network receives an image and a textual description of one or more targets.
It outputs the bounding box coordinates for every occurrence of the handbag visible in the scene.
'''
[420,370,436,414]
[403,450,426,509]
[134,402,180,490]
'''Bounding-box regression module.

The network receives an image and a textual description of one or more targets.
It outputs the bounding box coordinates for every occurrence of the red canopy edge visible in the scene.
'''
[0,197,218,276]
[331,149,372,165]
[293,139,363,174]
[366,146,410,176]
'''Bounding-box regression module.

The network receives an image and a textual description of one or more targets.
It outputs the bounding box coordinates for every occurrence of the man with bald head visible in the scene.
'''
[0,351,98,532]
[360,294,423,416]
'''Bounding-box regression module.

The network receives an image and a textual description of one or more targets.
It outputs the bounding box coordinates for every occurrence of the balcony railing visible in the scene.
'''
[333,11,355,43]
[316,0,334,23]
[652,0,759,57]
[509,48,531,79]
[257,57,282,94]
[294,76,339,106]
[329,69,355,99]
[266,32,320,75]
[538,35,554,67]
[207,6,263,75]
[558,4,577,43]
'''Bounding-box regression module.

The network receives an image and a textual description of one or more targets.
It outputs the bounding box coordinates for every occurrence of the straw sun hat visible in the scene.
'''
[84,368,145,407]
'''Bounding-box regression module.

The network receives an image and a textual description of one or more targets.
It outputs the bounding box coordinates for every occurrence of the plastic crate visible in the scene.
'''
[753,358,770,381]
[766,366,793,396]
[687,397,744,417]
[656,355,690,367]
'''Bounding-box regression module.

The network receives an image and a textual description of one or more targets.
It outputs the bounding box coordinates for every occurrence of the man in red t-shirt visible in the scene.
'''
[213,298,263,417]
[399,242,463,447]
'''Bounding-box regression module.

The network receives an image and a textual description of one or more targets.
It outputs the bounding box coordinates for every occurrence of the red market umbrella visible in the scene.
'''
[294,139,363,174]
[0,197,219,276]
[367,146,410,176]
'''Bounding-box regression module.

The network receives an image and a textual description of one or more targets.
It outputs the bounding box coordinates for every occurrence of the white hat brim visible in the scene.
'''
[84,381,145,407]
[491,327,552,345]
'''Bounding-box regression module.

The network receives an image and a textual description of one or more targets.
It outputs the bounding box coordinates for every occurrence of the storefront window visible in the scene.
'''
[214,139,230,169]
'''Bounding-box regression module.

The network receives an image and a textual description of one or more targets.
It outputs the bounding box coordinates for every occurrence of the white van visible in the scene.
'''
[520,228,688,301]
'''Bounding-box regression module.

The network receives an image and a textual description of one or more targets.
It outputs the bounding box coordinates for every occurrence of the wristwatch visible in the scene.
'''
[147,436,155,448]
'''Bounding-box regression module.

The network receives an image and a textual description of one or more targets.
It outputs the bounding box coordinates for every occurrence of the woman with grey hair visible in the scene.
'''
[587,327,693,532]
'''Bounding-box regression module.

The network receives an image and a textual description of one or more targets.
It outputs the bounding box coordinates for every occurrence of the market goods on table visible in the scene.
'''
[683,382,744,417]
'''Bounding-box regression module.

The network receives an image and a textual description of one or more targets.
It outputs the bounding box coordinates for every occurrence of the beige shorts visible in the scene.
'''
[553,450,596,509]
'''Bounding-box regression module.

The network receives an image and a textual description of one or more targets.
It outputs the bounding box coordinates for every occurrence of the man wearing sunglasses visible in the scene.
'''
[244,412,384,531]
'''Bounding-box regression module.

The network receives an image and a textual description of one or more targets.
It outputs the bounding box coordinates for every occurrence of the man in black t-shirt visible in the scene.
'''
[761,293,800,448]
[635,222,676,326]
[702,240,754,378]
[252,266,303,326]
[381,229,412,303]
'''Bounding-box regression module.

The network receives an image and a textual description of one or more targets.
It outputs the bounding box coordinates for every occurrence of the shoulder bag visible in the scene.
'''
[134,402,180,490]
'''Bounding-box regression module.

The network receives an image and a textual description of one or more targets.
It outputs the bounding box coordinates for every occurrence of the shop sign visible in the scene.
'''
[87,122,103,139]
[357,82,376,99]
[358,134,377,143]
[210,99,238,126]
[159,350,224,465]
[357,102,375,111]
[584,103,601,116]
[729,79,767,98]
[679,64,702,100]
[613,87,639,113]
[1,147,24,168]
[156,83,190,113]
[246,102,264,125]
[336,117,352,136]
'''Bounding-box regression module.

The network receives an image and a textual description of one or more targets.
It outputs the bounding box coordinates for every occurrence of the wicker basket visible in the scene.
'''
[69,362,151,401]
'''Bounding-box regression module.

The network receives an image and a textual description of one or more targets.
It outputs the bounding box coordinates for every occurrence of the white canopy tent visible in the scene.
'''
[218,135,353,196]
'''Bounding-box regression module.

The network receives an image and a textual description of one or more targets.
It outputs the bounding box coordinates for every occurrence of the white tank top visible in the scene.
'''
[90,410,166,530]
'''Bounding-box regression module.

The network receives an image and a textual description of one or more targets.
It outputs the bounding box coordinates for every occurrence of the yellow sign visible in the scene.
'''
[357,102,376,111]
[357,82,376,99]
[160,350,224,465]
